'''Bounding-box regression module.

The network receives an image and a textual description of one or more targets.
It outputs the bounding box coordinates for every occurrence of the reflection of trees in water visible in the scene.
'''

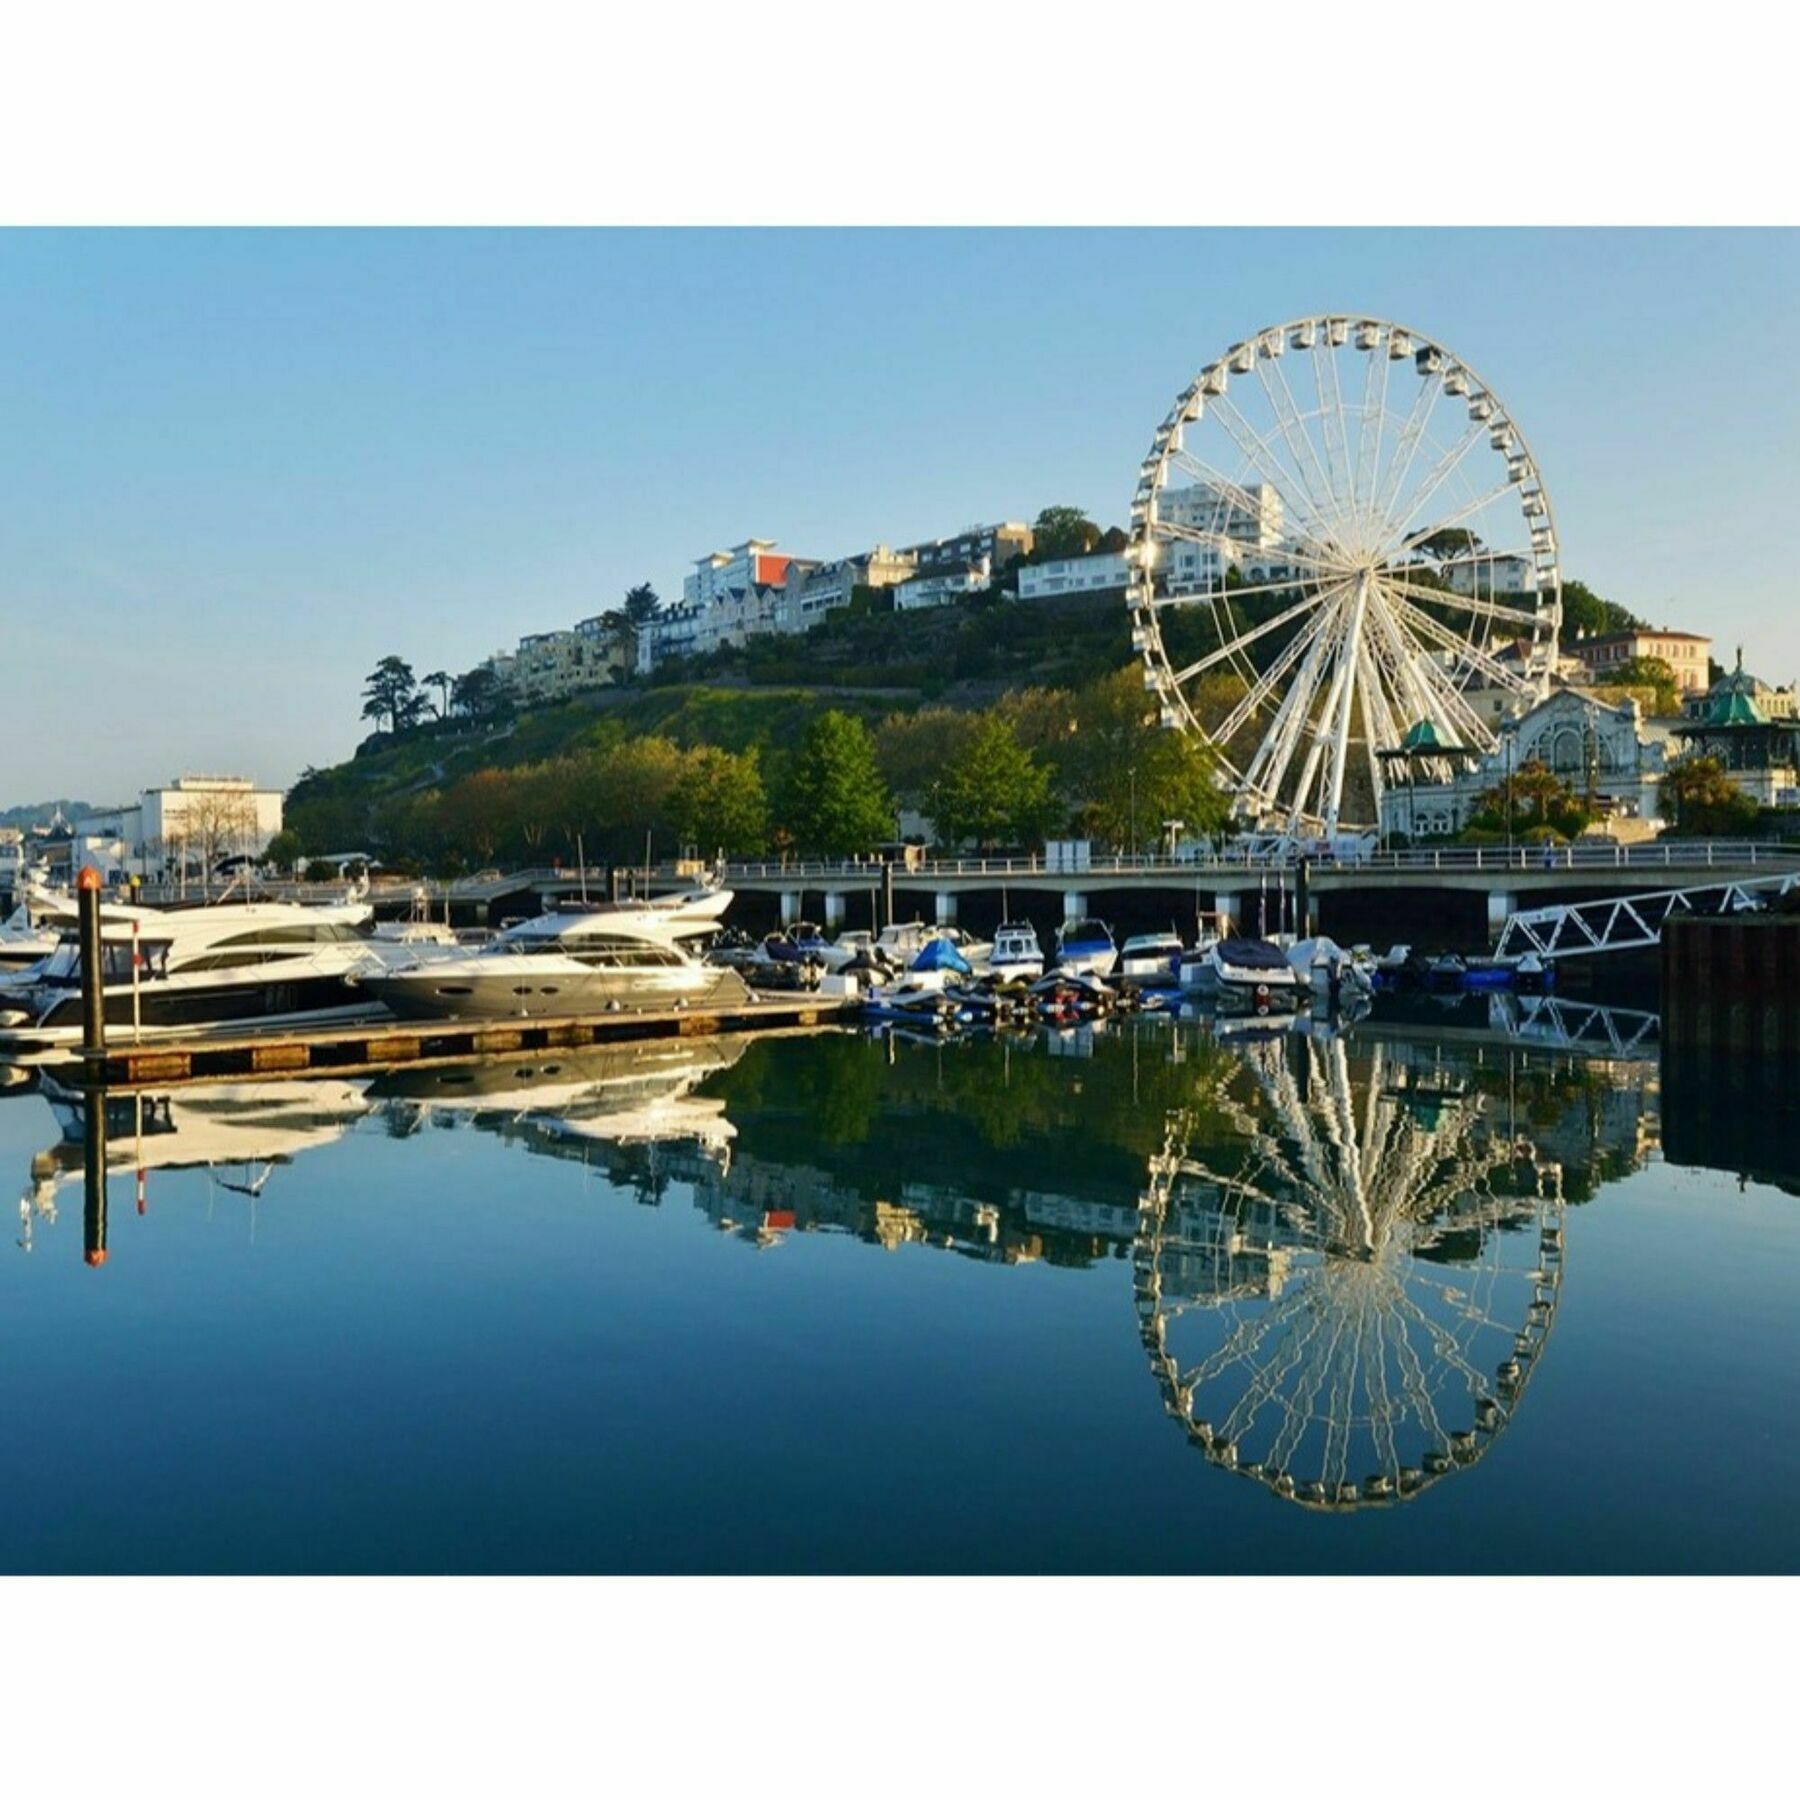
[1135,1031,1566,1510]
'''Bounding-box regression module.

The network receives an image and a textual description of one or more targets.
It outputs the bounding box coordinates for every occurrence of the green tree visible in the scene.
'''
[361,656,422,734]
[1031,505,1100,561]
[1659,756,1759,836]
[1557,577,1642,647]
[778,711,893,856]
[1054,667,1230,851]
[1468,757,1591,840]
[875,708,981,808]
[671,746,770,856]
[450,665,507,721]
[927,714,1055,849]
[421,669,451,718]
[263,828,304,872]
[624,582,661,626]
[1608,655,1680,716]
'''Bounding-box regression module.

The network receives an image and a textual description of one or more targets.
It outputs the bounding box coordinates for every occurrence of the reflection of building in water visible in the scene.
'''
[1135,1031,1569,1511]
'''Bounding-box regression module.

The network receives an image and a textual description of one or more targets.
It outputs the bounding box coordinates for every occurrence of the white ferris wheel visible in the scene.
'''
[1128,316,1563,838]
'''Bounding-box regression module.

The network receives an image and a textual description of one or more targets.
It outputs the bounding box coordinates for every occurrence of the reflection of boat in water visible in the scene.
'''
[1134,1030,1565,1510]
[26,1077,373,1225]
[368,1037,747,1167]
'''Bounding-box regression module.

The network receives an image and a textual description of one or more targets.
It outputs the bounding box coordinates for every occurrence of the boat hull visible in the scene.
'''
[364,962,750,1021]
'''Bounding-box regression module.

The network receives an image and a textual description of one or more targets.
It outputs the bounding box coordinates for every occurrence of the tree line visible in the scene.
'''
[283,667,1231,872]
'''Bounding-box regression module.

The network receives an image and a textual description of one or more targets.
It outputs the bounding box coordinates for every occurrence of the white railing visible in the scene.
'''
[713,839,1800,883]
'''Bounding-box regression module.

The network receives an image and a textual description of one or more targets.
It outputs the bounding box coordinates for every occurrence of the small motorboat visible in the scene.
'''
[1191,937,1308,1014]
[989,920,1045,984]
[1054,917,1118,979]
[1119,930,1184,988]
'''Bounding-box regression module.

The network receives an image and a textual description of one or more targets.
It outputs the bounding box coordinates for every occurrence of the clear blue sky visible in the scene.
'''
[2,227,1795,804]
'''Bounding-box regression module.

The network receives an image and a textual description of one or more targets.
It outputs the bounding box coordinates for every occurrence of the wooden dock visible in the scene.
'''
[53,994,859,1091]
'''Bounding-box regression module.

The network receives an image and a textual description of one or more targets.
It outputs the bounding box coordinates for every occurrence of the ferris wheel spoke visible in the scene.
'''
[1255,356,1346,545]
[1309,340,1357,541]
[1383,575,1546,634]
[1353,344,1394,522]
[1242,604,1347,815]
[1208,393,1347,554]
[1386,477,1517,564]
[1147,570,1322,615]
[1376,414,1491,555]
[1383,584,1540,697]
[1166,582,1343,688]
[1369,365,1445,525]
[1369,593,1487,745]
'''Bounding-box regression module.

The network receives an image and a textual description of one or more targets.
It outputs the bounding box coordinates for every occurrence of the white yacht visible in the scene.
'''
[362,909,751,1021]
[988,920,1044,983]
[0,899,385,1054]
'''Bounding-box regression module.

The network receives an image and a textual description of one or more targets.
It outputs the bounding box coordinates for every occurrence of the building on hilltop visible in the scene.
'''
[1571,626,1712,694]
[899,521,1033,574]
[1153,481,1284,554]
[789,544,917,629]
[1442,551,1539,597]
[893,557,992,612]
[1017,549,1130,600]
[491,622,632,704]
[683,539,804,608]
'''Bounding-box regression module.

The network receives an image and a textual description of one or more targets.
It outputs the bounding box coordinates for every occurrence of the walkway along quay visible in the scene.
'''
[51,994,855,1093]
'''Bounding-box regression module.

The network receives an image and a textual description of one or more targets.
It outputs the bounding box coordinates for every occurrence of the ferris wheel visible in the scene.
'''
[1133,1031,1564,1510]
[1127,317,1563,837]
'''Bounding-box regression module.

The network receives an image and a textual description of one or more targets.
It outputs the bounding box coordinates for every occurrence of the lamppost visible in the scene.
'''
[1129,765,1138,862]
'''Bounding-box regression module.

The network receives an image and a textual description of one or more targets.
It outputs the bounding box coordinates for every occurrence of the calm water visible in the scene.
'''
[2,1004,1796,1573]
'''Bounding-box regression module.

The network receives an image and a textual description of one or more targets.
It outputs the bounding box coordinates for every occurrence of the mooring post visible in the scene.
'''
[82,1092,109,1268]
[77,866,107,1078]
[1295,855,1312,939]
[882,859,896,933]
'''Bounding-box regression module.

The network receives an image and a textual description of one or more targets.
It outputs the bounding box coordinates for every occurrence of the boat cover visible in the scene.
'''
[911,937,972,975]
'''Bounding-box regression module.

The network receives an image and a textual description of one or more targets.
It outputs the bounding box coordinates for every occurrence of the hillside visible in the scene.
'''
[288,588,1139,851]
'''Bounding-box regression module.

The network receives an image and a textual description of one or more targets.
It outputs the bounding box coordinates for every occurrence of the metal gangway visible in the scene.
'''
[1494,871,1800,961]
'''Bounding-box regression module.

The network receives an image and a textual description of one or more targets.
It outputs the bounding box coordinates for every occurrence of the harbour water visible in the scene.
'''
[2,1008,1796,1574]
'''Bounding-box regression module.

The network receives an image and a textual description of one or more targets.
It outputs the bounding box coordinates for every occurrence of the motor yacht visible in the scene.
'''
[1054,917,1118,980]
[1119,930,1184,987]
[361,911,751,1021]
[0,899,386,1055]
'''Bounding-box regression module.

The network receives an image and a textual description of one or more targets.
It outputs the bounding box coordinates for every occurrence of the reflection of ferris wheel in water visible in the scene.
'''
[1134,1033,1565,1510]
[1128,317,1563,837]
